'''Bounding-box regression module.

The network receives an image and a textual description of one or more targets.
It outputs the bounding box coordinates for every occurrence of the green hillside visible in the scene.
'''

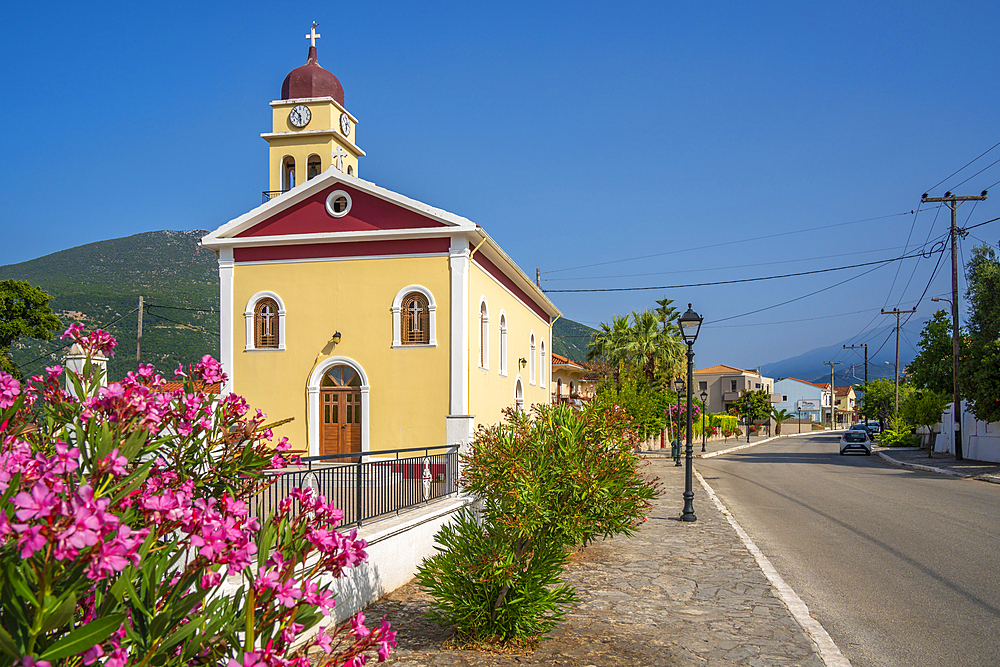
[0,229,600,381]
[551,318,597,362]
[0,230,219,380]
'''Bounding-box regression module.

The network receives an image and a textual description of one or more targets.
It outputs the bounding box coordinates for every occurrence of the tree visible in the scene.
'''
[730,389,772,442]
[961,244,1000,423]
[908,309,959,394]
[587,314,632,387]
[587,303,684,391]
[0,279,62,378]
[772,407,795,435]
[860,378,911,429]
[900,389,950,451]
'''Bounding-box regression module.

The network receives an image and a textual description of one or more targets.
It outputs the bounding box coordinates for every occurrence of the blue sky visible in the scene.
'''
[3,0,1000,374]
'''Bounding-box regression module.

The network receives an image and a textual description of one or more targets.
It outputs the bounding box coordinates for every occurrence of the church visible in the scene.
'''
[200,26,560,457]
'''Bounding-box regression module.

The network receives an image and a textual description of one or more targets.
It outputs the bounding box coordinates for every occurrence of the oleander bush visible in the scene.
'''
[0,325,395,667]
[415,403,659,645]
[877,416,920,447]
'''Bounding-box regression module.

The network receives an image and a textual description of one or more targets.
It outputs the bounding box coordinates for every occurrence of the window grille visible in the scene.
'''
[400,293,430,345]
[254,298,279,348]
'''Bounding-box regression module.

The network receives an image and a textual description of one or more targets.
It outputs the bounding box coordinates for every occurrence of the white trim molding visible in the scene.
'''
[478,297,490,371]
[307,357,371,458]
[391,285,437,348]
[498,310,508,377]
[529,330,536,386]
[219,248,235,394]
[244,291,287,352]
[539,338,546,389]
[449,236,470,415]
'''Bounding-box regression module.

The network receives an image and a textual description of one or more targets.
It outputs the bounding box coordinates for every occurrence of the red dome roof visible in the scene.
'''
[280,46,344,106]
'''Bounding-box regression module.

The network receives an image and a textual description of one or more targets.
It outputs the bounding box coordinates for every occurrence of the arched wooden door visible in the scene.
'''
[320,365,362,457]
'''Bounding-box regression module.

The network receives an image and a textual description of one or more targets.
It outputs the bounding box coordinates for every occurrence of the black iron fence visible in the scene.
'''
[250,446,460,528]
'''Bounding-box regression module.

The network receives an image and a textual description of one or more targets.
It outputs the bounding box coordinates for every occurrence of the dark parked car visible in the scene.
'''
[850,423,876,438]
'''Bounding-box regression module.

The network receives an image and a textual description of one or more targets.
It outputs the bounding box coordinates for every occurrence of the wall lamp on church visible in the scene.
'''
[332,331,342,344]
[519,357,527,369]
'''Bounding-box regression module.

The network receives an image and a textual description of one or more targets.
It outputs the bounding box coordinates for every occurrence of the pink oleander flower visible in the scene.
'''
[0,373,20,410]
[281,621,304,644]
[315,627,333,653]
[81,643,104,666]
[12,482,56,522]
[21,656,51,667]
[60,323,85,340]
[102,449,128,476]
[273,579,302,608]
[350,612,371,639]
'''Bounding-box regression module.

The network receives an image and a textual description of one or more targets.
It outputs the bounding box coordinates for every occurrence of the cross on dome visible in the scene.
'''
[306,22,321,47]
[332,146,348,171]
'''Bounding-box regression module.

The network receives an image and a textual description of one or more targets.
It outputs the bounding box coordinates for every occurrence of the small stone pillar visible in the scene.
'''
[63,344,108,398]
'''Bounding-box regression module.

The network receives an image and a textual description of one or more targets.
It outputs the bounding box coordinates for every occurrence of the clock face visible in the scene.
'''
[289,105,311,128]
[340,113,351,137]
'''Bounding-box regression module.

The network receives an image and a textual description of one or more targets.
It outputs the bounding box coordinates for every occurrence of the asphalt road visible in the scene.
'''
[697,432,1000,667]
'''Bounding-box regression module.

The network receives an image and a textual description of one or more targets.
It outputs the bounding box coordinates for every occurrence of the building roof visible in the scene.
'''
[694,364,754,375]
[152,380,222,394]
[281,45,345,105]
[780,377,828,389]
[815,383,855,396]
[551,353,586,370]
[200,168,561,320]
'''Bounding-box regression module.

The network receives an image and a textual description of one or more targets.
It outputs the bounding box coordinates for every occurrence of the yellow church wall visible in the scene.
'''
[266,138,359,193]
[231,255,451,455]
[468,262,552,428]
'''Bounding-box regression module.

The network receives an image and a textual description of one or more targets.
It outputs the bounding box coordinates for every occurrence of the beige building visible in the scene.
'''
[550,353,596,406]
[818,384,858,426]
[693,364,780,415]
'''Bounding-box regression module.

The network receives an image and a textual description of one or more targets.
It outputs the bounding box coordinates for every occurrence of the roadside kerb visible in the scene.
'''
[875,448,1000,484]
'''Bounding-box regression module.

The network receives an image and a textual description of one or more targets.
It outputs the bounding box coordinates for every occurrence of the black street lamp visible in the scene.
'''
[673,377,685,467]
[678,304,703,522]
[700,389,708,452]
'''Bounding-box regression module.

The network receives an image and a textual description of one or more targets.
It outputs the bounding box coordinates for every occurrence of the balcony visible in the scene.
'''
[262,190,289,204]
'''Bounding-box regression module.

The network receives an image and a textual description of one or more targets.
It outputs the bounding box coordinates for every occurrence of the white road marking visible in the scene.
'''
[696,469,853,667]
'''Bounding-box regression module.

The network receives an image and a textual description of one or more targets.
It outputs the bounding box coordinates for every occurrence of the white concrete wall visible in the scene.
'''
[937,400,1000,462]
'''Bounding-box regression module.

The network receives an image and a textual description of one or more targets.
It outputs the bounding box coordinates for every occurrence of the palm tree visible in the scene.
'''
[587,314,632,387]
[772,408,795,435]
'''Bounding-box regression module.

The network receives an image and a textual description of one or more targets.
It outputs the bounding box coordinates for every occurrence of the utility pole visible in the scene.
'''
[824,361,841,428]
[881,308,916,418]
[844,343,868,422]
[136,296,144,368]
[921,190,987,461]
[536,268,541,288]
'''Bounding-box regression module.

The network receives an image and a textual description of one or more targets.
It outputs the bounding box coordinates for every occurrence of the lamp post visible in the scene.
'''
[679,304,703,522]
[700,389,708,452]
[673,377,685,467]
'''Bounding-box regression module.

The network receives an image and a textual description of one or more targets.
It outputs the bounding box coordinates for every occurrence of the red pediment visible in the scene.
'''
[236,183,447,238]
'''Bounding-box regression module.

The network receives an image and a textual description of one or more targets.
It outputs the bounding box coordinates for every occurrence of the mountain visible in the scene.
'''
[0,230,219,380]
[1,229,600,380]
[551,318,597,362]
[759,324,918,386]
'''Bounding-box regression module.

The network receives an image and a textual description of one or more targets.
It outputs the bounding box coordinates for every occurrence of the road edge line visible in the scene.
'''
[695,469,853,667]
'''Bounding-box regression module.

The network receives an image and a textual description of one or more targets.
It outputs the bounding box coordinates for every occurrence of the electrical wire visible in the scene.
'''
[147,310,219,337]
[926,139,1000,193]
[544,246,945,293]
[949,156,1000,191]
[17,307,140,374]
[544,210,919,275]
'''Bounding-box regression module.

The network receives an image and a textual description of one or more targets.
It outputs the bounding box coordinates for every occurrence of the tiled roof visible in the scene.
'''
[551,353,586,370]
[152,380,222,394]
[783,377,828,389]
[694,364,750,375]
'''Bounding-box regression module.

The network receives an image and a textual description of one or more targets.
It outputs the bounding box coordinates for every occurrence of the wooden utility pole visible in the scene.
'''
[881,307,916,418]
[921,190,987,461]
[136,296,144,368]
[824,361,841,428]
[536,268,541,288]
[844,343,867,422]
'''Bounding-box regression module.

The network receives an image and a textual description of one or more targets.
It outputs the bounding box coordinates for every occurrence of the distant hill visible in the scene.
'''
[1,230,601,380]
[0,230,219,380]
[551,318,597,362]
[759,324,917,386]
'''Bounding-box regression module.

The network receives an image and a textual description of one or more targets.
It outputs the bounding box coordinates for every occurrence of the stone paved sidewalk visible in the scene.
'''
[361,457,825,666]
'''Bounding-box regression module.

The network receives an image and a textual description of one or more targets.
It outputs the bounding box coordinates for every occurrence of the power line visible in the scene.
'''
[542,244,921,282]
[544,210,919,275]
[543,246,944,293]
[17,307,140,374]
[926,139,1000,193]
[950,156,1000,191]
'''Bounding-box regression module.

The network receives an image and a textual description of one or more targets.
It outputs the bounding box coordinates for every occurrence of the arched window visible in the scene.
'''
[515,378,524,412]
[557,378,563,402]
[498,312,507,376]
[391,285,437,348]
[307,154,322,180]
[540,339,547,388]
[529,332,536,385]
[282,156,296,191]
[347,165,354,176]
[245,291,286,351]
[254,298,279,348]
[479,300,489,370]
[400,292,430,345]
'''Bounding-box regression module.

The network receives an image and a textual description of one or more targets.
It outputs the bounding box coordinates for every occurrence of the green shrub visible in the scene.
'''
[416,403,658,645]
[878,416,920,447]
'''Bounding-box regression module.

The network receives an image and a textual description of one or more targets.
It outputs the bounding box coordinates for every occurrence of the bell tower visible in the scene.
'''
[261,23,365,197]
